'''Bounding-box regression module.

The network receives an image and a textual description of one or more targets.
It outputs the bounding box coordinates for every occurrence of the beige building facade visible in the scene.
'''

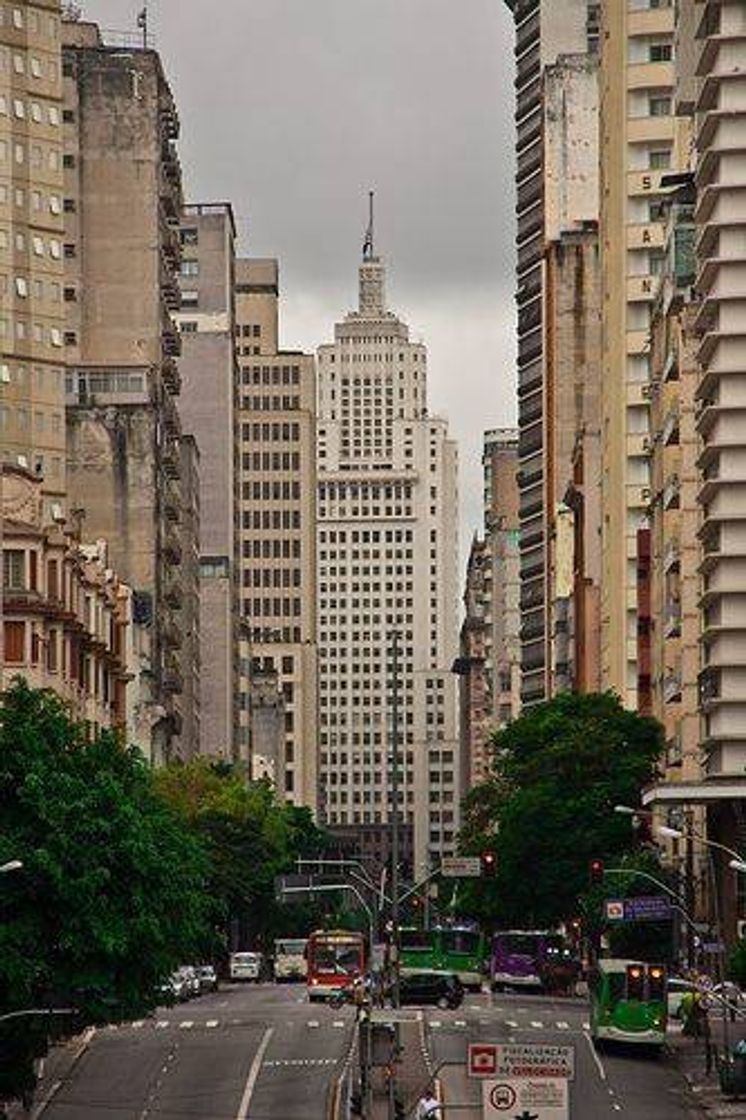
[0,0,66,510]
[1,462,130,732]
[316,247,460,878]
[599,0,677,707]
[235,258,318,809]
[61,20,192,761]
[482,428,520,728]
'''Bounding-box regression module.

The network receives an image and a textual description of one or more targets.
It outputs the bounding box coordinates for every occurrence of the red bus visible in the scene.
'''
[306,929,366,1002]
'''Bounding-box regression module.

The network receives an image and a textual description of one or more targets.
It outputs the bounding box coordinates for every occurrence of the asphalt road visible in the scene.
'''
[430,989,699,1119]
[37,983,356,1120]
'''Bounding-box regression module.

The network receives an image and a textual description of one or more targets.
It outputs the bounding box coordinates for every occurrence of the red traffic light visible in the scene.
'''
[481,851,497,877]
[589,858,604,884]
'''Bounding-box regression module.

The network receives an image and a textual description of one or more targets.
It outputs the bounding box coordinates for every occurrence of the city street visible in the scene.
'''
[430,990,700,1119]
[37,984,356,1120]
[33,985,705,1119]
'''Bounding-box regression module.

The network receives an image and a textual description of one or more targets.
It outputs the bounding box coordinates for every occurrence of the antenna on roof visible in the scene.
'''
[362,190,374,261]
[137,3,148,48]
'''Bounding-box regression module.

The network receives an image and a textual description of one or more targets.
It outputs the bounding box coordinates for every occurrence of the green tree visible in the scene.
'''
[154,759,328,950]
[0,681,213,1098]
[458,692,663,928]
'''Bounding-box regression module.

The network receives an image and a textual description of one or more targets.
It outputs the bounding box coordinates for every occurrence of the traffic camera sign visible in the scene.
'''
[468,1042,498,1077]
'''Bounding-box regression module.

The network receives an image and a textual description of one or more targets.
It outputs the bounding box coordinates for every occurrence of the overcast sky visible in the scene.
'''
[82,0,517,552]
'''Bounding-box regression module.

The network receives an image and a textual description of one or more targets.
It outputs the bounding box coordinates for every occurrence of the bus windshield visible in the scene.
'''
[400,930,432,953]
[441,929,480,955]
[311,941,362,974]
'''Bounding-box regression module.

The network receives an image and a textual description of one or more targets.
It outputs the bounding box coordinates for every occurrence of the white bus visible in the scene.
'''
[274,938,308,981]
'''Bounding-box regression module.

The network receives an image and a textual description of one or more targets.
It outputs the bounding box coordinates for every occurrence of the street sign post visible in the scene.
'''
[482,1077,569,1119]
[469,1043,574,1080]
[441,856,482,879]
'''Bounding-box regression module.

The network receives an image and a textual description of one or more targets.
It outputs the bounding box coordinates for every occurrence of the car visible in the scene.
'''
[169,969,192,1002]
[158,976,179,1004]
[174,965,200,999]
[196,965,218,994]
[398,971,464,1010]
[230,951,265,982]
[667,977,696,1019]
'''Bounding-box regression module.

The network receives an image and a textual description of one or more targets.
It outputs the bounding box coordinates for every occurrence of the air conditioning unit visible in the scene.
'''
[737,920,746,941]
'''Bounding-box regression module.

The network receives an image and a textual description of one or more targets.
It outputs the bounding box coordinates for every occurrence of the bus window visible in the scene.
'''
[647,965,665,1002]
[442,929,480,956]
[626,964,645,1001]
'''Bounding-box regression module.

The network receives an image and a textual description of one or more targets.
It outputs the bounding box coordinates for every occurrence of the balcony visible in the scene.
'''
[663,474,680,510]
[663,537,680,573]
[664,600,682,638]
[162,667,184,695]
[162,621,183,650]
[163,481,181,524]
[162,322,182,358]
[163,537,182,567]
[162,439,180,480]
[162,358,181,395]
[163,581,183,611]
[662,667,682,704]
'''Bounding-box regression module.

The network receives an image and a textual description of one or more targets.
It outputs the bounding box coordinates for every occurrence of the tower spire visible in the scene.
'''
[363,190,374,261]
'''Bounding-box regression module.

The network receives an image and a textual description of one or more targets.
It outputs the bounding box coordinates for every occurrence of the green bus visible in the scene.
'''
[589,959,667,1048]
[399,926,486,989]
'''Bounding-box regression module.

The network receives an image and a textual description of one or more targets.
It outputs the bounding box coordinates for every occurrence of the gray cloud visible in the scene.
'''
[83,0,517,552]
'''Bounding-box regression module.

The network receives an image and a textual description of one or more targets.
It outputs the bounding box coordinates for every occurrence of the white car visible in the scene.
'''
[230,951,264,982]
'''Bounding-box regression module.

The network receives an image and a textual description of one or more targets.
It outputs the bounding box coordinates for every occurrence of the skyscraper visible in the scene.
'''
[316,228,459,877]
[61,19,193,761]
[598,0,675,706]
[235,258,318,809]
[175,202,239,760]
[0,0,66,510]
[503,0,599,704]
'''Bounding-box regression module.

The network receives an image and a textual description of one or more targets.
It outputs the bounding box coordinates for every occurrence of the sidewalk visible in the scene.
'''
[3,1028,94,1120]
[367,1017,432,1120]
[672,1021,746,1118]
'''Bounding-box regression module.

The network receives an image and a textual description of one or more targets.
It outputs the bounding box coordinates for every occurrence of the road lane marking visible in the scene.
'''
[155,1021,169,1029]
[179,1021,193,1029]
[583,1030,607,1082]
[506,1020,518,1028]
[333,1020,345,1028]
[557,1021,569,1029]
[206,1019,219,1028]
[308,1019,320,1028]
[235,1026,273,1120]
[530,1021,544,1028]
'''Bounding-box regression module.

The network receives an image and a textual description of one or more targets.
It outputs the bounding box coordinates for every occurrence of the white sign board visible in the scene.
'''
[441,856,482,878]
[483,1077,569,1119]
[491,1043,574,1080]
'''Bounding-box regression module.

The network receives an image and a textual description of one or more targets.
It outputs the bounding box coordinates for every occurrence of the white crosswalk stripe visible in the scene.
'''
[557,1022,570,1030]
[179,1021,193,1029]
[307,1020,320,1028]
[530,1021,544,1029]
[206,1020,219,1028]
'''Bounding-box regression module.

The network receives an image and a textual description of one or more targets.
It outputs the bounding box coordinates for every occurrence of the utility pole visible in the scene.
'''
[389,629,401,1009]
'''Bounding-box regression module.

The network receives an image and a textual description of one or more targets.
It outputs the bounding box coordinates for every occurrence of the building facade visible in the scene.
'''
[1,462,130,732]
[316,244,460,877]
[503,0,599,704]
[458,534,490,789]
[234,258,318,808]
[599,0,676,707]
[482,428,520,729]
[60,20,191,761]
[0,0,66,511]
[175,202,238,760]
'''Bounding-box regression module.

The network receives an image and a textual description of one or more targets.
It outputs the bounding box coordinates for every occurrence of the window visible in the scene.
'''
[181,259,199,277]
[649,43,672,62]
[649,149,671,170]
[3,549,25,589]
[649,95,671,117]
[4,621,24,663]
[14,276,27,297]
[180,227,198,245]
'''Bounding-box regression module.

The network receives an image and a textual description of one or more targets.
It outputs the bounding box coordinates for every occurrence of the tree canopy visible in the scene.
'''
[458,691,664,928]
[0,682,214,1097]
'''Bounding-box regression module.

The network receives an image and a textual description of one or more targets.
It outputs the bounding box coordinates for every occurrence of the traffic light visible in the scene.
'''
[481,851,497,878]
[626,963,645,1001]
[589,858,604,885]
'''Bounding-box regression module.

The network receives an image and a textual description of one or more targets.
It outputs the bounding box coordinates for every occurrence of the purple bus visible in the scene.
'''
[490,930,579,992]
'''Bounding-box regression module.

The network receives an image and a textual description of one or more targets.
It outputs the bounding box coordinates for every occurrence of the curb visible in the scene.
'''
[3,1028,97,1120]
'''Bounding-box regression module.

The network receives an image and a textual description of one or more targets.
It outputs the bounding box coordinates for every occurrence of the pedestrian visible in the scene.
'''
[416,1088,441,1119]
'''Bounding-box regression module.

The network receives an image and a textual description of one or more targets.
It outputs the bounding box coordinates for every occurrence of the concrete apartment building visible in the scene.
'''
[599,0,677,707]
[235,258,318,808]
[175,203,239,760]
[60,19,194,762]
[316,244,460,878]
[482,428,520,729]
[0,0,66,511]
[503,0,599,704]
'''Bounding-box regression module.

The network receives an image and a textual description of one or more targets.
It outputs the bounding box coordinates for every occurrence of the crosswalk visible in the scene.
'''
[106,1018,352,1033]
[427,1017,591,1032]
